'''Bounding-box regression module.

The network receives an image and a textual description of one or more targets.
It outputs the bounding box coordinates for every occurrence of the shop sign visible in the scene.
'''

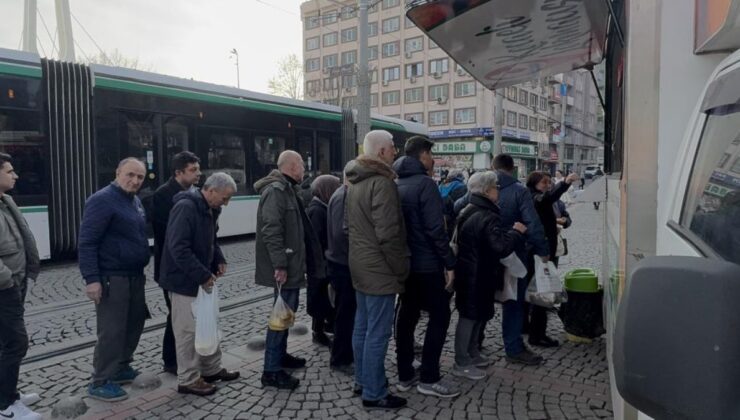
[502,142,536,156]
[432,141,475,154]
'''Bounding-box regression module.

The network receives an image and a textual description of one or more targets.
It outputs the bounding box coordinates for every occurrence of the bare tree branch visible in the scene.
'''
[84,48,154,72]
[268,54,303,100]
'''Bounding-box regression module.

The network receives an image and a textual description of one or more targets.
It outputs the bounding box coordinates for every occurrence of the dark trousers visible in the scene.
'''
[0,286,28,410]
[395,271,452,384]
[307,276,335,334]
[162,289,177,369]
[328,262,355,367]
[92,275,147,385]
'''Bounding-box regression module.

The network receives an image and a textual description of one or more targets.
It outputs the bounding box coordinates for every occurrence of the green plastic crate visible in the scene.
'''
[564,268,599,293]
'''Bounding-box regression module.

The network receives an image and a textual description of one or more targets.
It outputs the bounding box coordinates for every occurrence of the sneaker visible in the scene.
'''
[87,382,128,402]
[19,392,41,406]
[281,353,306,369]
[506,348,544,366]
[417,379,461,398]
[0,400,42,420]
[471,355,492,368]
[362,393,407,410]
[203,368,240,383]
[312,332,333,347]
[177,377,217,396]
[111,366,140,384]
[451,363,486,380]
[330,363,354,376]
[396,373,419,392]
[528,336,560,348]
[261,370,300,390]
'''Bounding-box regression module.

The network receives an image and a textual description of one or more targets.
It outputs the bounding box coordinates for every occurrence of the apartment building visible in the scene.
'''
[300,0,602,176]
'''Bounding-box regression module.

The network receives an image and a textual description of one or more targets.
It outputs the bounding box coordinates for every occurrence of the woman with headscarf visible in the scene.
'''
[306,175,342,347]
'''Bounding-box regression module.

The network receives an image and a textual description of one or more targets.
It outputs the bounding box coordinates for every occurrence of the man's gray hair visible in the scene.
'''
[363,130,393,157]
[468,171,498,194]
[203,172,237,192]
[117,157,145,170]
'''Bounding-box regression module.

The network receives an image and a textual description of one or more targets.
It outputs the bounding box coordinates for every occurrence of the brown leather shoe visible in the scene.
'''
[203,368,241,383]
[177,377,217,396]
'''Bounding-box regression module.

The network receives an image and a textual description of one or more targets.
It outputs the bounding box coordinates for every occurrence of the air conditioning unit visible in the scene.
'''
[410,76,417,84]
[382,79,389,86]
[405,51,413,59]
[456,69,465,76]
[437,96,447,105]
[345,87,352,93]
[433,72,442,79]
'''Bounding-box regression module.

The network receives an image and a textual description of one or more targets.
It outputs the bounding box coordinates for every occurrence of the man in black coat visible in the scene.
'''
[152,151,201,375]
[159,173,240,396]
[392,136,459,398]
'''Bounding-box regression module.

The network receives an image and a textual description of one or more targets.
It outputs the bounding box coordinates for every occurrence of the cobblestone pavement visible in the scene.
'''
[21,204,611,419]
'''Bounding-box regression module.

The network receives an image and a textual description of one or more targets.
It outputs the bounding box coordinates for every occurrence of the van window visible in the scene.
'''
[681,107,740,264]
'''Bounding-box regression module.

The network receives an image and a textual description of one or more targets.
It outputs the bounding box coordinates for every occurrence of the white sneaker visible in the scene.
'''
[0,400,42,420]
[19,393,40,406]
[451,363,486,380]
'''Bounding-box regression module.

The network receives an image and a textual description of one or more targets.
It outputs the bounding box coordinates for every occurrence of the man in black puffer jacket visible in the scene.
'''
[392,136,459,398]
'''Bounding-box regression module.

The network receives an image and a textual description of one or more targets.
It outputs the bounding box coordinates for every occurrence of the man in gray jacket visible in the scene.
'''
[255,150,324,390]
[0,153,42,420]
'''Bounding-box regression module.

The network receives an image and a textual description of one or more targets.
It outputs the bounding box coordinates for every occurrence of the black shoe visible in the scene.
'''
[506,348,544,366]
[281,353,306,369]
[261,371,300,390]
[203,368,241,383]
[312,332,333,347]
[529,336,560,348]
[353,383,363,396]
[362,393,407,410]
[324,321,335,335]
[163,365,178,375]
[330,363,354,376]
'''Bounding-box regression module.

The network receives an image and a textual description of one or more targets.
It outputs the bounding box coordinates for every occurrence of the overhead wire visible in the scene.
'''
[70,12,108,61]
[36,8,58,57]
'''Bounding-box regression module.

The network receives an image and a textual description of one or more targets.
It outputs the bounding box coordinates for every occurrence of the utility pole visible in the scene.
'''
[55,0,75,61]
[22,0,38,54]
[560,82,567,172]
[356,0,371,145]
[493,89,504,156]
[230,48,240,88]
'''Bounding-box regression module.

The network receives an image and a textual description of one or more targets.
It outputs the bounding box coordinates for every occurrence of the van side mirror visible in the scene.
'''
[614,256,740,420]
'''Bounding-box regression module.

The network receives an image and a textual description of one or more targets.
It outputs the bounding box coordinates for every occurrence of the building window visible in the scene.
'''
[529,116,537,131]
[370,70,378,84]
[530,93,538,107]
[454,81,476,97]
[323,54,338,69]
[454,108,476,124]
[368,1,378,13]
[323,77,338,91]
[429,84,449,102]
[382,0,400,8]
[404,87,423,103]
[382,17,400,33]
[368,22,378,37]
[539,119,547,132]
[305,80,321,96]
[368,46,378,61]
[382,41,400,57]
[519,114,528,129]
[305,58,320,72]
[323,11,338,25]
[405,112,423,123]
[429,39,439,49]
[382,66,400,82]
[382,90,401,106]
[305,16,320,30]
[505,86,515,100]
[405,37,423,53]
[323,32,338,47]
[540,97,547,110]
[429,58,449,75]
[405,62,423,78]
[341,74,357,88]
[370,93,378,107]
[429,110,449,126]
[507,111,517,127]
[341,6,356,19]
[565,145,574,160]
[341,27,357,43]
[341,50,357,66]
[306,37,319,51]
[519,90,528,105]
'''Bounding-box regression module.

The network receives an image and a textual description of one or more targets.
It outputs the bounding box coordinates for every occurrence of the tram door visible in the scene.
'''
[162,116,192,181]
[296,129,315,176]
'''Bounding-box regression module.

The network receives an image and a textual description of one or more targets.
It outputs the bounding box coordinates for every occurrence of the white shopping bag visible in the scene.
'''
[192,284,221,356]
[526,259,563,308]
[496,253,527,302]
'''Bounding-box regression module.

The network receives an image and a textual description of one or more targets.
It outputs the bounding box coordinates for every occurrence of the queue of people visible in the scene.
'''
[0,131,581,418]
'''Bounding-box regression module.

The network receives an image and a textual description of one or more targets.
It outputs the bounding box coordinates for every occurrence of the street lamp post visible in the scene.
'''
[229,48,240,89]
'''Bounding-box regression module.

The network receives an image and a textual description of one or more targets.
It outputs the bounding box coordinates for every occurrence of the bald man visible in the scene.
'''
[79,158,151,401]
[254,150,325,390]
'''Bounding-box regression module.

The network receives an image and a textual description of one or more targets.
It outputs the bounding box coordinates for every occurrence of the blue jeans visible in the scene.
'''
[264,287,300,373]
[502,277,529,356]
[353,291,395,401]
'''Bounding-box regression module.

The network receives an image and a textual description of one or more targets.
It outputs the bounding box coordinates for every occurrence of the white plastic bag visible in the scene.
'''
[496,253,528,302]
[526,259,563,308]
[192,284,221,356]
[268,285,295,331]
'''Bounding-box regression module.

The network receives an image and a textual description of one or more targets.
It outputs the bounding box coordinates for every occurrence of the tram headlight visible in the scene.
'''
[7,89,14,99]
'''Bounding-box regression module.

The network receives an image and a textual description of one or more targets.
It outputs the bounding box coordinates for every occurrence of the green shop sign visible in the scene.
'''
[432,141,492,155]
[502,142,536,156]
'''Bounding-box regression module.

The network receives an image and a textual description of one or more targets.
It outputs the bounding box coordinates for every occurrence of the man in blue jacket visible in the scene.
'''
[159,173,240,396]
[79,158,151,401]
[492,154,550,365]
[393,137,459,398]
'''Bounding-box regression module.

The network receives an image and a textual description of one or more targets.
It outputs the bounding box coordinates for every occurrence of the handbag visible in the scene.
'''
[556,233,569,257]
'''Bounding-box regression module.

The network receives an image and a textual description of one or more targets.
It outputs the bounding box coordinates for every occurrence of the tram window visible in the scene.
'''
[317,135,332,174]
[682,109,740,265]
[200,131,247,195]
[0,109,48,206]
[296,131,314,173]
[253,135,286,190]
[163,117,191,175]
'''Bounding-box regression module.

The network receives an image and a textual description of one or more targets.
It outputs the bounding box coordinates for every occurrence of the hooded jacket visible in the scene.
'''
[158,189,225,297]
[345,156,409,295]
[393,156,455,273]
[254,170,325,289]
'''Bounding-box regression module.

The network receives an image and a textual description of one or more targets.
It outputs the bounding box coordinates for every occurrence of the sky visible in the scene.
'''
[0,0,306,93]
